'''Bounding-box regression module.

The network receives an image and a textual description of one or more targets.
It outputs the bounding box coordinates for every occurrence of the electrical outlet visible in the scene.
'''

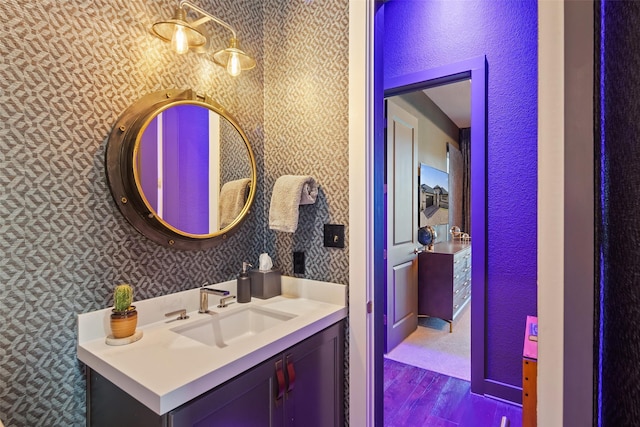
[293,251,305,274]
[323,224,345,248]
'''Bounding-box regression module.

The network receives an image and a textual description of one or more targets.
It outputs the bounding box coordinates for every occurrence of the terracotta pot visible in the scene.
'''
[110,306,138,338]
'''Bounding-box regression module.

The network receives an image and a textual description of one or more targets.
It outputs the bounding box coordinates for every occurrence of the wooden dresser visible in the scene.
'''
[417,241,471,332]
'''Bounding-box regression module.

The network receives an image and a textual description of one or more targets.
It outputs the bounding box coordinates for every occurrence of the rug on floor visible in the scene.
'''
[385,304,471,381]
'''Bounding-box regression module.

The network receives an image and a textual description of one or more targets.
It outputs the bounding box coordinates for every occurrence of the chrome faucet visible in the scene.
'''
[217,295,236,308]
[165,308,189,321]
[199,285,230,313]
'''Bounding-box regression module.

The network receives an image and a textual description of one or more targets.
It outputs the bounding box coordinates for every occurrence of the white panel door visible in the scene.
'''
[385,100,419,353]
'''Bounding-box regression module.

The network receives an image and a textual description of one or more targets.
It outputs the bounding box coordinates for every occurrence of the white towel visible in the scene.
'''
[219,178,251,228]
[269,175,318,232]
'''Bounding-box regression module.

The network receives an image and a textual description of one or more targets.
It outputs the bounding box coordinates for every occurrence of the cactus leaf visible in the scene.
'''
[114,283,134,312]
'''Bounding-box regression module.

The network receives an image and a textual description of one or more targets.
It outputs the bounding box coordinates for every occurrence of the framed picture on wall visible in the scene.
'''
[419,163,449,228]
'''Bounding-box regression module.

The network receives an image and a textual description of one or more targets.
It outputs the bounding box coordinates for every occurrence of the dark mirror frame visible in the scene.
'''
[105,88,257,250]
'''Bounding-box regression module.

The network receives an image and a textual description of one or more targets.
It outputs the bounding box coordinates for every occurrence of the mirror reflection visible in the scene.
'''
[134,103,252,237]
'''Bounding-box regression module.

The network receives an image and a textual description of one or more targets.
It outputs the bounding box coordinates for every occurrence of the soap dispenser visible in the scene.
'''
[237,262,252,303]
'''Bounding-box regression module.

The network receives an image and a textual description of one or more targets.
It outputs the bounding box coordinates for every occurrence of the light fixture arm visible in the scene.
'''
[179,0,237,39]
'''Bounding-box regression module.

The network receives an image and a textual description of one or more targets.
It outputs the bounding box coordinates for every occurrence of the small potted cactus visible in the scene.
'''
[109,283,137,338]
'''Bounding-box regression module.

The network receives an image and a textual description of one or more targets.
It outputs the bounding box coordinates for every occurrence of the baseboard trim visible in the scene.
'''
[483,379,522,405]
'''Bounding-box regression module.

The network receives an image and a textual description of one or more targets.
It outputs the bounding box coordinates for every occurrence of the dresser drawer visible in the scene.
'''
[454,277,470,298]
[454,283,471,311]
[454,247,471,264]
[453,252,469,272]
[453,266,471,293]
[457,247,471,270]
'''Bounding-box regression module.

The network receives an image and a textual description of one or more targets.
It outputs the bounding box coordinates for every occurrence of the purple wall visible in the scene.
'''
[174,105,210,235]
[384,1,538,389]
[139,106,211,235]
[140,117,159,210]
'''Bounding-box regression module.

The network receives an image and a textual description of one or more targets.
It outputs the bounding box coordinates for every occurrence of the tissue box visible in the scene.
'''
[249,268,281,299]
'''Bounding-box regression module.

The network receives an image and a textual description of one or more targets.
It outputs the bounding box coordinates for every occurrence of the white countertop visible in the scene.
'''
[77,276,347,415]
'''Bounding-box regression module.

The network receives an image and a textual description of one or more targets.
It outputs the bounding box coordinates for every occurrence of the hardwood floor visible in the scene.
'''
[384,359,522,427]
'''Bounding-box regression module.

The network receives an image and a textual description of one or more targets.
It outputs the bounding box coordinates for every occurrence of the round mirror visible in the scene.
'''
[106,89,257,250]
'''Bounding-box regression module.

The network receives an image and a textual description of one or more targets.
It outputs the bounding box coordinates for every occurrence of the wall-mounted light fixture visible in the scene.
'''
[151,0,256,77]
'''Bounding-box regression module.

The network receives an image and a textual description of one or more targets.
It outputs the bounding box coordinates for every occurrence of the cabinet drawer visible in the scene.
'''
[453,268,470,292]
[454,247,471,264]
[453,254,467,272]
[454,253,471,277]
[453,278,470,298]
[453,287,470,312]
[454,264,469,280]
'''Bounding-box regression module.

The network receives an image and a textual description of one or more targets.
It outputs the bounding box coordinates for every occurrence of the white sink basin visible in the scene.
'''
[171,306,297,347]
[219,306,296,345]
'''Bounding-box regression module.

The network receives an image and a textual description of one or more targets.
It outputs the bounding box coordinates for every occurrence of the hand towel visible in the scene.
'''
[299,182,318,205]
[269,175,318,232]
[219,178,251,228]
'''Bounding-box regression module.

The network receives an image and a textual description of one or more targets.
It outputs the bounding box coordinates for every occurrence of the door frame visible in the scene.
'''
[381,56,487,396]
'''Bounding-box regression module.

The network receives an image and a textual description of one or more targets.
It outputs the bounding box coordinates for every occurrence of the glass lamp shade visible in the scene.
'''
[213,38,256,76]
[151,8,206,52]
[171,25,190,54]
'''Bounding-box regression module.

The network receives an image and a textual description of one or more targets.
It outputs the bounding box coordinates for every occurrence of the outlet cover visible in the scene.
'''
[323,224,345,248]
[293,251,305,274]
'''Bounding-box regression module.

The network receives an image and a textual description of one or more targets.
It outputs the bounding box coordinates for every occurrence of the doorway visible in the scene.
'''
[384,79,473,382]
[377,58,488,419]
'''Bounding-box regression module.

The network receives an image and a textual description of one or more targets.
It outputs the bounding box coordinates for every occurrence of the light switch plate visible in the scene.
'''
[323,224,345,248]
[293,251,305,274]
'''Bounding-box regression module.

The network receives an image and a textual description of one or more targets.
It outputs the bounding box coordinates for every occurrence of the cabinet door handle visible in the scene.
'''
[275,360,285,403]
[286,355,296,394]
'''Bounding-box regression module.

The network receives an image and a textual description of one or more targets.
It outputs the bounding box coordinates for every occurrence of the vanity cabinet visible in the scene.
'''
[86,321,344,427]
[417,242,471,331]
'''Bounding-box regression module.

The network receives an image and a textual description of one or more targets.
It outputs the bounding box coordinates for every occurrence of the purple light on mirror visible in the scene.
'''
[138,105,216,235]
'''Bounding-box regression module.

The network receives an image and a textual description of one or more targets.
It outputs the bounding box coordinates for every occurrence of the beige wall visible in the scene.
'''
[388,91,459,172]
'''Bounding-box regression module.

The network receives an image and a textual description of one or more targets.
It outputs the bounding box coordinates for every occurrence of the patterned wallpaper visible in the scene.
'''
[0,0,349,425]
[262,0,350,421]
[263,0,350,283]
[0,0,265,425]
